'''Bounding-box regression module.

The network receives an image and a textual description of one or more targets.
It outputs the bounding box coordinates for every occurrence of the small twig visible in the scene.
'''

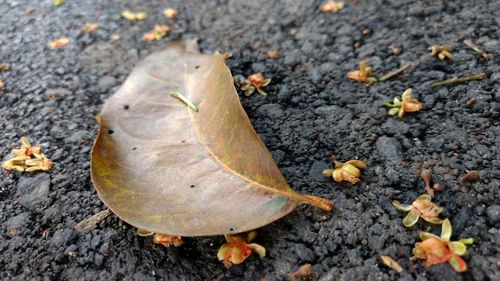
[431,72,487,87]
[170,91,198,112]
[378,63,412,82]
[463,39,492,60]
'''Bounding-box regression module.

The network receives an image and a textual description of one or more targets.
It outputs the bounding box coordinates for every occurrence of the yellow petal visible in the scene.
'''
[346,160,367,168]
[449,241,467,256]
[441,218,452,240]
[332,168,343,182]
[247,243,266,257]
[403,208,420,227]
[392,201,413,212]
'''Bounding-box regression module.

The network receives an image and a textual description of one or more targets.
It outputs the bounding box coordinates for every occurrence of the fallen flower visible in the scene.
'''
[236,73,271,96]
[323,159,366,184]
[289,263,313,280]
[48,38,70,49]
[163,8,178,19]
[430,45,452,61]
[2,137,53,172]
[153,233,183,247]
[460,170,480,182]
[80,22,100,34]
[0,79,4,92]
[143,24,170,41]
[53,0,64,6]
[217,231,266,268]
[384,88,422,118]
[380,255,403,273]
[346,61,378,85]
[392,194,443,227]
[414,218,473,272]
[121,10,147,21]
[320,0,344,13]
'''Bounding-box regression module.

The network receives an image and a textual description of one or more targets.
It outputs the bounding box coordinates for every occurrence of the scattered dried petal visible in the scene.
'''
[460,170,479,182]
[111,34,121,41]
[121,10,147,21]
[362,27,373,36]
[143,24,170,41]
[389,45,402,56]
[320,0,344,13]
[0,79,4,92]
[163,8,178,19]
[289,263,314,280]
[74,209,111,231]
[0,64,10,72]
[380,256,403,273]
[266,50,280,58]
[48,38,70,49]
[80,22,100,34]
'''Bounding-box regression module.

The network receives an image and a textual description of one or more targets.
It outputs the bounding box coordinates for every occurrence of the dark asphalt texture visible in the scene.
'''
[0,0,499,280]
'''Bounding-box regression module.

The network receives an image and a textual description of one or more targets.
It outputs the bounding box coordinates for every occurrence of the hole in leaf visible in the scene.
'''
[107,129,114,134]
[123,105,129,110]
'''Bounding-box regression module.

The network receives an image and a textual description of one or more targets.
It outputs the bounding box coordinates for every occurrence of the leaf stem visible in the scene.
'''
[463,39,492,60]
[301,194,334,211]
[170,91,198,112]
[431,72,487,87]
[378,63,412,82]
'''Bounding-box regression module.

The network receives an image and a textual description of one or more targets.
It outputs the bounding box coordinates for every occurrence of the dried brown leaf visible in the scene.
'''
[91,40,332,236]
